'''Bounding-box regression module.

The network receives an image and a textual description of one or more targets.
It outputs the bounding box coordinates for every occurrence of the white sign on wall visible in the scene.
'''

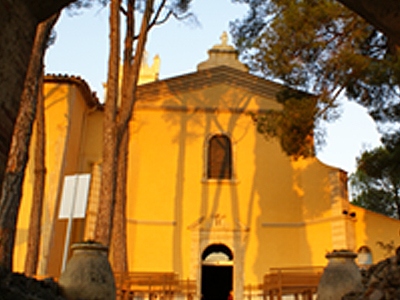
[59,174,91,219]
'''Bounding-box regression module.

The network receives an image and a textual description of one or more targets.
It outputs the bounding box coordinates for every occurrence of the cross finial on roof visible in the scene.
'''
[197,31,248,72]
[220,31,228,46]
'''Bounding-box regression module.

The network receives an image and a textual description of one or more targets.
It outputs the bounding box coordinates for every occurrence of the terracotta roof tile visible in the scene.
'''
[44,74,101,109]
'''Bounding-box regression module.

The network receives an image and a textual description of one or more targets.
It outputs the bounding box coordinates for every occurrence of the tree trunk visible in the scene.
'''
[109,0,155,269]
[117,0,155,138]
[109,0,134,272]
[0,0,75,191]
[394,187,400,220]
[95,0,155,249]
[94,0,121,247]
[336,0,400,46]
[25,0,77,23]
[24,73,46,276]
[0,12,59,271]
[108,0,155,268]
[111,128,128,272]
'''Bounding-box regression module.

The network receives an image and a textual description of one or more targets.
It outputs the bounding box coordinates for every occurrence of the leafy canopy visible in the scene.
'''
[251,88,318,158]
[231,0,400,156]
[350,134,400,219]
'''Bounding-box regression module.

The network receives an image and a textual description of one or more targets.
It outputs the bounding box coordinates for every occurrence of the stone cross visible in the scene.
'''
[220,31,228,46]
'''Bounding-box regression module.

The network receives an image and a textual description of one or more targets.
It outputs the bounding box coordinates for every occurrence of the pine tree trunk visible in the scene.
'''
[337,0,400,46]
[112,128,128,272]
[24,73,46,276]
[117,0,155,136]
[94,0,120,247]
[394,188,400,220]
[95,0,155,253]
[0,0,74,189]
[0,13,59,271]
[109,0,155,269]
[109,0,134,272]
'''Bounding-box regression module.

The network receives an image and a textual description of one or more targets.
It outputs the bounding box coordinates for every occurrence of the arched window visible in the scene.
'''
[357,246,372,269]
[207,134,232,180]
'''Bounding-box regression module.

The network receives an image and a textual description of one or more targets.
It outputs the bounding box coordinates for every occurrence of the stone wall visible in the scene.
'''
[343,247,400,300]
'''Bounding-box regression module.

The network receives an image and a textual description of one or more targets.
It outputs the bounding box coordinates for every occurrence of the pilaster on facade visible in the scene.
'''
[84,162,102,241]
[329,170,356,250]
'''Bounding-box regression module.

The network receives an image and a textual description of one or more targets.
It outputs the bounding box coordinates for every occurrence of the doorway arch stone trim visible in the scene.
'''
[188,215,248,300]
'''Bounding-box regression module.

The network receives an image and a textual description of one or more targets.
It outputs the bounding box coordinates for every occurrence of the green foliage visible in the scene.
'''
[65,0,193,17]
[66,0,108,14]
[350,135,400,219]
[251,88,319,158]
[231,0,400,127]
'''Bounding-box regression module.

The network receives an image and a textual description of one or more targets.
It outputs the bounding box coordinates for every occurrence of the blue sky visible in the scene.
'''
[44,0,381,174]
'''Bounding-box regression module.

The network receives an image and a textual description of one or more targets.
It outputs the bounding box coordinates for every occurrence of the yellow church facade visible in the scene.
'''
[14,37,400,299]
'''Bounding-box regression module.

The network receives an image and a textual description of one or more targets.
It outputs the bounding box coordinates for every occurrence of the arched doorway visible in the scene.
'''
[201,244,233,300]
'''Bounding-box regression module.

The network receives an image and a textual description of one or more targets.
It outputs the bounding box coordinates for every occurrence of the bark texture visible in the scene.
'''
[24,74,46,276]
[94,0,121,247]
[337,0,400,46]
[109,0,134,271]
[0,13,59,271]
[108,0,155,269]
[111,129,128,272]
[95,0,154,258]
[0,0,75,193]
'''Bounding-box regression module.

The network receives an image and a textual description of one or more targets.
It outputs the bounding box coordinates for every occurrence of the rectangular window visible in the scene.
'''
[208,135,232,180]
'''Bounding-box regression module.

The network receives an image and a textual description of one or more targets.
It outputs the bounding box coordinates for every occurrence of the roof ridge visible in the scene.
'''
[136,65,284,102]
[45,74,101,108]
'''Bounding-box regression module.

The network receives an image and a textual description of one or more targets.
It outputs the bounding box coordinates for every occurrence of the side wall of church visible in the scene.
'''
[351,204,400,262]
[14,81,95,276]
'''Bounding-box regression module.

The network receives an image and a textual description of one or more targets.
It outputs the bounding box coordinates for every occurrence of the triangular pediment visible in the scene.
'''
[136,65,286,112]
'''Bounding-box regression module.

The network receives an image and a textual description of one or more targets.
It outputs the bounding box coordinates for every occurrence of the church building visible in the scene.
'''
[14,34,400,300]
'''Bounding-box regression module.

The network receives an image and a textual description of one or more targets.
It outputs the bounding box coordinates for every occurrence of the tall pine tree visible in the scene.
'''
[94,0,193,273]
